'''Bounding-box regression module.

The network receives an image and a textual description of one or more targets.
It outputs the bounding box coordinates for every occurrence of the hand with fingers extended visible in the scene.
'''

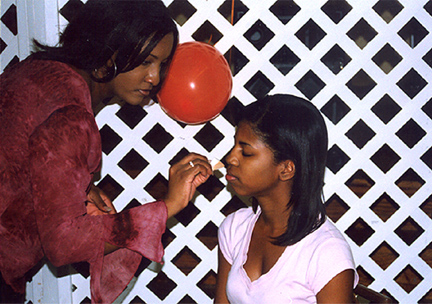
[164,153,212,218]
[86,184,117,216]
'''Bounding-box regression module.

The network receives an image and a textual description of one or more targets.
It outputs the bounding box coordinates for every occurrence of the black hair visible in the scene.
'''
[240,94,328,246]
[31,0,179,92]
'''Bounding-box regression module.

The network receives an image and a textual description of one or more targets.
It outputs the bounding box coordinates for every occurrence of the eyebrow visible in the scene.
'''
[239,140,253,148]
[148,52,170,62]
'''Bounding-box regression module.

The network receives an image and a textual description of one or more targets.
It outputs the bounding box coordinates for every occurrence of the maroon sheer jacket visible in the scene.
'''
[0,59,167,303]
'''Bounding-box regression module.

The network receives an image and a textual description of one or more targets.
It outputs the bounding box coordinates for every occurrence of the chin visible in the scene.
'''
[124,97,150,107]
[139,97,154,107]
[227,184,247,197]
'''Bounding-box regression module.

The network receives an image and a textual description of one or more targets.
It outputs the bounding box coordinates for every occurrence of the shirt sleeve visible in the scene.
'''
[28,105,167,303]
[307,232,359,294]
[218,208,254,265]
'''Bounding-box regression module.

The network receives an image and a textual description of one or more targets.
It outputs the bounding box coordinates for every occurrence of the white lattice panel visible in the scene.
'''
[1,0,18,70]
[1,0,432,303]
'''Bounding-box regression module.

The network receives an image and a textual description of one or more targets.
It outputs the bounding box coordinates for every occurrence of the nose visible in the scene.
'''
[145,64,161,86]
[225,148,239,167]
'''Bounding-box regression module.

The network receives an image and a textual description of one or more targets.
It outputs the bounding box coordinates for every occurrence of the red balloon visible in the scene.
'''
[157,41,233,124]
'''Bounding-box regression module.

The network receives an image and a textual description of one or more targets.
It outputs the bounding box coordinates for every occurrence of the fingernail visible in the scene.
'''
[104,206,112,212]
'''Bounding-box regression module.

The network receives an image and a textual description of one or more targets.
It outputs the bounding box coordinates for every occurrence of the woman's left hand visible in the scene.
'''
[86,184,117,216]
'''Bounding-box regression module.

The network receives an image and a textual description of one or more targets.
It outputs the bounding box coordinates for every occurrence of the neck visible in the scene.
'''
[255,191,292,233]
[69,65,113,112]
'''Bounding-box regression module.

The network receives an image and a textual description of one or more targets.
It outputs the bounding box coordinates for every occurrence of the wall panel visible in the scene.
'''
[1,0,431,302]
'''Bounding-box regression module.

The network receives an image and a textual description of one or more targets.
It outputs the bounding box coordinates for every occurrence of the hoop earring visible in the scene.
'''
[110,60,118,78]
[91,60,118,83]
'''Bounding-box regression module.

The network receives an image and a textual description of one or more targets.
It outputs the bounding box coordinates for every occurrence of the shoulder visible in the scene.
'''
[219,207,255,234]
[218,207,256,264]
[300,218,355,269]
[306,218,348,246]
[35,60,92,112]
[29,59,88,91]
[218,207,255,247]
[2,59,90,103]
[2,59,74,79]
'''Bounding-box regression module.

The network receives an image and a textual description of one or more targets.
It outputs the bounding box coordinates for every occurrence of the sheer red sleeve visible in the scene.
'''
[28,105,167,303]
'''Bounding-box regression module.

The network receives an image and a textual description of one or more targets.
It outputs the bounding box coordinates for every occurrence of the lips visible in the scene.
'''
[225,170,238,182]
[138,89,151,97]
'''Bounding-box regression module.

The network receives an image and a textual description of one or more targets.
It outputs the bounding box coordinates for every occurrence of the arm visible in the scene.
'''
[28,105,213,302]
[28,106,167,264]
[29,105,212,262]
[316,269,355,304]
[214,248,231,304]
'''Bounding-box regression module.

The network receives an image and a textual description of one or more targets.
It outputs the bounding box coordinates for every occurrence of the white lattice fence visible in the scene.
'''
[1,0,432,303]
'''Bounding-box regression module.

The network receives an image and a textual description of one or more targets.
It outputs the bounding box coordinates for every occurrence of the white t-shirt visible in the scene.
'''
[218,207,359,304]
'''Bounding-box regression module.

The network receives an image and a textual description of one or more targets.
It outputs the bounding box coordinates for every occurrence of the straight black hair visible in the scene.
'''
[31,0,179,91]
[240,94,328,246]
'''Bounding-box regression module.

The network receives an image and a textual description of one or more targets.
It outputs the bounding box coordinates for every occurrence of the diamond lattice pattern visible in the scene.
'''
[2,0,432,303]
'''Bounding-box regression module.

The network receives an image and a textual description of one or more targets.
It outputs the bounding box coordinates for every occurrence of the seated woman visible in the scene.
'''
[215,94,359,303]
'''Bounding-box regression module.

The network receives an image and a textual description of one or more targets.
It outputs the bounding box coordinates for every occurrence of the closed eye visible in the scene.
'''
[239,141,253,157]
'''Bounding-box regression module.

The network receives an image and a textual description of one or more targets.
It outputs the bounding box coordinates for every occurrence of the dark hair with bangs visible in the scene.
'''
[240,94,328,246]
[31,0,178,92]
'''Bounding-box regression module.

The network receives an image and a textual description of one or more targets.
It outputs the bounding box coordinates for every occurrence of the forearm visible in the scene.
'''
[35,201,167,266]
[28,106,167,265]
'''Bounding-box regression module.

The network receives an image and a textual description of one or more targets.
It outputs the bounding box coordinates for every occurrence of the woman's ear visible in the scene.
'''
[92,53,118,80]
[279,160,295,181]
[92,65,109,79]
